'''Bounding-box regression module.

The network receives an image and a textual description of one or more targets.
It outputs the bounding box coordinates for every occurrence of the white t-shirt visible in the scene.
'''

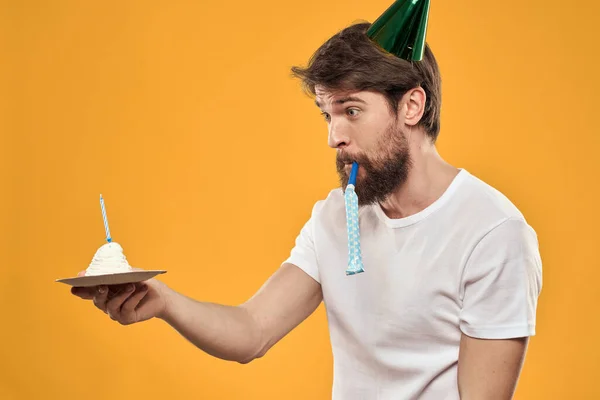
[284,168,542,400]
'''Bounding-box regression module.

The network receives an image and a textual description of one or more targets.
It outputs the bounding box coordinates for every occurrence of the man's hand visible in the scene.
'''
[71,270,169,325]
[457,333,529,400]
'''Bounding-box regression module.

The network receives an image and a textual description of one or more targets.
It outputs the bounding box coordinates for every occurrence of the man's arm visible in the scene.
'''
[457,334,529,400]
[457,218,542,398]
[159,262,322,364]
[75,201,325,364]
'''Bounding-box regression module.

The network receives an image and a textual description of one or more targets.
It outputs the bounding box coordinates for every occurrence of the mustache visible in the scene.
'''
[336,151,369,166]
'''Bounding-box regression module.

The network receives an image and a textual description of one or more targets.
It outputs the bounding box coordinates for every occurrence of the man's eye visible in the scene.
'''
[321,112,331,122]
[347,109,360,117]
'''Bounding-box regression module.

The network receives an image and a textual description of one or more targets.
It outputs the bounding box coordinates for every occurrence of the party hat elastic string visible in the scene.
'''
[345,162,365,276]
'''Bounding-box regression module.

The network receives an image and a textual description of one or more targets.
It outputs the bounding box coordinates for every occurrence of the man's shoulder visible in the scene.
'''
[457,170,527,223]
[311,187,345,217]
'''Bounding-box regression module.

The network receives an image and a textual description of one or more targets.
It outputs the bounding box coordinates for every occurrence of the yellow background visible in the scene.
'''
[2,0,599,398]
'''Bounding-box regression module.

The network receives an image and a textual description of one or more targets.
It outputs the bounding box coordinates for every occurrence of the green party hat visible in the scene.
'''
[366,0,431,61]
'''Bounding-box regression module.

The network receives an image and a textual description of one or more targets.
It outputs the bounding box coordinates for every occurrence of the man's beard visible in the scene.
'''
[336,123,413,207]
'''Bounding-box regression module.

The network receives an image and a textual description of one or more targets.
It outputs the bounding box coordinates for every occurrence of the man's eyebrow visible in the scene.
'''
[315,96,367,108]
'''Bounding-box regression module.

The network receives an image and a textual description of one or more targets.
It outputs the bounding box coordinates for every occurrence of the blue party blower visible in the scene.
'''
[344,162,365,275]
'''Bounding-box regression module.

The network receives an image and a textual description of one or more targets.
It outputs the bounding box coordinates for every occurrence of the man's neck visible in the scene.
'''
[379,141,460,220]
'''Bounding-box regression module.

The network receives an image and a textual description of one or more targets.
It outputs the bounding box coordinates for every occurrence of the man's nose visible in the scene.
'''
[328,120,350,149]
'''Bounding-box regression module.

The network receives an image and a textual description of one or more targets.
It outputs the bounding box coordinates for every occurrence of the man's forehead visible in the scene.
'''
[315,85,359,99]
[314,86,369,108]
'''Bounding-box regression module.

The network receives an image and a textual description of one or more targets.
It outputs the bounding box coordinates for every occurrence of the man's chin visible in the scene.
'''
[338,172,384,206]
[340,182,378,207]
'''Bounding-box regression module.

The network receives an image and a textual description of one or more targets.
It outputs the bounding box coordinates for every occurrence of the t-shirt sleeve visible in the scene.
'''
[282,202,322,284]
[459,217,543,339]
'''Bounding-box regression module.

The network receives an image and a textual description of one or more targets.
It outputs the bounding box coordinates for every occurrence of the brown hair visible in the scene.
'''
[291,22,442,143]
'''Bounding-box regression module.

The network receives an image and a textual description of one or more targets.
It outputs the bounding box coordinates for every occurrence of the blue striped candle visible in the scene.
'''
[99,194,112,243]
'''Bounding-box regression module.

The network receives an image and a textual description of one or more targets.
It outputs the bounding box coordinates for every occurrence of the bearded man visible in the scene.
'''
[71,2,542,399]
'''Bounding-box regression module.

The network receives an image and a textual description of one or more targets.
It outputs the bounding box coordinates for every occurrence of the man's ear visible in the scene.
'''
[402,87,426,126]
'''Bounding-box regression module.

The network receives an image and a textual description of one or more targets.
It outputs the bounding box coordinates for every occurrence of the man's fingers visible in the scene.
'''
[71,283,124,301]
[106,284,135,320]
[71,286,96,300]
[72,281,149,325]
[120,285,149,324]
[92,286,109,313]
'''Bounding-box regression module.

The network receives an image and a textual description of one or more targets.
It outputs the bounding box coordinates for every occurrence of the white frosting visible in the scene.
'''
[85,242,133,276]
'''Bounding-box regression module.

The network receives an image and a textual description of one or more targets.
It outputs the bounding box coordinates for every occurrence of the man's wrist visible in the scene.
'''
[156,282,176,322]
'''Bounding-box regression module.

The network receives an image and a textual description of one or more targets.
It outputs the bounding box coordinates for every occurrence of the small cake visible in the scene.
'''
[84,242,134,276]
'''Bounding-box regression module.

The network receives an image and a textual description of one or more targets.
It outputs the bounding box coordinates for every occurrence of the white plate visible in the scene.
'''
[56,270,167,287]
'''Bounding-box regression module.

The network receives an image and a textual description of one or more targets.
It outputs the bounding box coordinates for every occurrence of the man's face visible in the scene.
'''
[314,86,413,206]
